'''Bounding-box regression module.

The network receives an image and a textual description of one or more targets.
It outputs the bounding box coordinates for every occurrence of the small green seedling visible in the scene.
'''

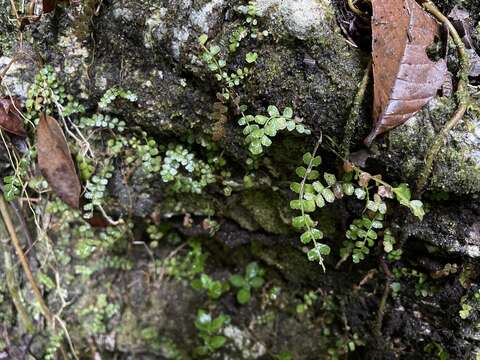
[192,274,230,300]
[194,309,230,356]
[296,290,318,314]
[229,262,265,304]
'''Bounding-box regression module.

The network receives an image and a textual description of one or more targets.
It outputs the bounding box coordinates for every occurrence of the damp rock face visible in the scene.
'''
[1,0,480,359]
[379,98,480,195]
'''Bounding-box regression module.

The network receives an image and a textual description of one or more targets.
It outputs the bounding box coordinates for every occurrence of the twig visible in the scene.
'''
[416,1,470,193]
[95,0,105,15]
[341,59,372,158]
[3,247,34,333]
[8,0,21,26]
[9,199,34,247]
[0,195,70,359]
[0,55,18,83]
[374,277,391,338]
[0,194,53,323]
[98,205,123,226]
[353,268,378,291]
[374,257,393,338]
[54,100,96,158]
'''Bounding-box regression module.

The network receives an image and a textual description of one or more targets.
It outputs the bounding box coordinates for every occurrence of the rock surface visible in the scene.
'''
[0,0,479,359]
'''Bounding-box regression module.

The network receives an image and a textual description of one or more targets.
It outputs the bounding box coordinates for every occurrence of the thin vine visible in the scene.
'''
[416,1,471,192]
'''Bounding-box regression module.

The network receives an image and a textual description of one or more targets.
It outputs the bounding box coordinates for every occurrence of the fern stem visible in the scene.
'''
[299,137,325,271]
[374,278,391,338]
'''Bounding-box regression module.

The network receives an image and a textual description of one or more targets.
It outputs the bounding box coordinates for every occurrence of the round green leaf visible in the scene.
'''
[198,34,208,45]
[283,107,293,118]
[245,52,258,63]
[210,335,227,349]
[229,274,245,288]
[237,288,251,304]
[267,105,280,117]
[290,182,301,193]
[261,135,272,147]
[249,141,263,155]
[321,188,335,203]
[254,115,268,124]
[250,276,265,289]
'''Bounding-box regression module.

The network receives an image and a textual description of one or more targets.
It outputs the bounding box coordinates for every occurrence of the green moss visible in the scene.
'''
[241,189,290,234]
[0,32,15,54]
[247,36,365,143]
[316,207,340,239]
[251,241,326,284]
[386,97,480,194]
[117,307,141,349]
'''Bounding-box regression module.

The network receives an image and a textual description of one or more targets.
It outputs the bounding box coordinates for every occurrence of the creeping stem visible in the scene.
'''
[416,1,470,192]
[347,0,367,16]
[341,59,372,158]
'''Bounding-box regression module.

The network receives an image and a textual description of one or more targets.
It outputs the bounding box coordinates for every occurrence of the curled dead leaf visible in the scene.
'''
[365,0,447,145]
[343,161,354,173]
[37,113,81,209]
[358,172,371,187]
[378,185,394,199]
[0,98,27,137]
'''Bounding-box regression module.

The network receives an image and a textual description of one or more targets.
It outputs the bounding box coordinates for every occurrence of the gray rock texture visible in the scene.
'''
[0,0,480,359]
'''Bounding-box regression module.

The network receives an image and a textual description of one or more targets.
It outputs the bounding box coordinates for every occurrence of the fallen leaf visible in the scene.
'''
[358,172,371,187]
[0,98,27,137]
[378,185,394,199]
[86,213,110,228]
[365,0,447,145]
[37,113,81,209]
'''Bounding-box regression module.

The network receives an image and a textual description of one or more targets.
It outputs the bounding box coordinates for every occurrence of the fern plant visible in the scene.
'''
[290,141,425,269]
[290,142,331,270]
[239,106,310,155]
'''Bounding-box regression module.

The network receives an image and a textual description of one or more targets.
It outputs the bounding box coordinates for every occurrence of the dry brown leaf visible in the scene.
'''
[358,172,371,187]
[37,113,81,209]
[42,0,57,13]
[364,0,447,145]
[378,185,394,199]
[0,98,27,137]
